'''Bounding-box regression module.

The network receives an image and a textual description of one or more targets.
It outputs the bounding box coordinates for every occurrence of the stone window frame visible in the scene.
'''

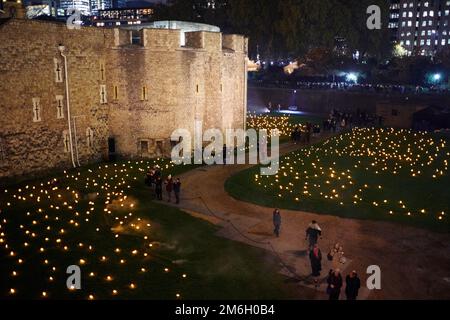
[113,85,119,101]
[54,58,63,83]
[86,127,94,148]
[32,98,42,122]
[100,85,107,104]
[131,30,143,45]
[155,139,165,156]
[99,60,106,81]
[138,139,150,155]
[141,86,148,101]
[56,95,64,119]
[63,130,70,153]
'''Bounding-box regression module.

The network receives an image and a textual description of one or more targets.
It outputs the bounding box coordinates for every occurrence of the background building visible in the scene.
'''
[58,0,91,15]
[89,0,112,15]
[92,6,154,26]
[392,0,450,56]
[389,0,400,42]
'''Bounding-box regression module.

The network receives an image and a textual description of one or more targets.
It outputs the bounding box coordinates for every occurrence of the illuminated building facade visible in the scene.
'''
[391,0,450,56]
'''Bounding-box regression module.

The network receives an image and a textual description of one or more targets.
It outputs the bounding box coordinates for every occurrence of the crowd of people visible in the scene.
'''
[323,108,382,132]
[145,165,182,204]
[273,210,362,300]
[252,79,450,96]
[289,108,380,143]
[290,122,319,144]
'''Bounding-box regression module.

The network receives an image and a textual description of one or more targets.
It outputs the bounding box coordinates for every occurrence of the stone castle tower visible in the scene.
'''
[0,19,248,179]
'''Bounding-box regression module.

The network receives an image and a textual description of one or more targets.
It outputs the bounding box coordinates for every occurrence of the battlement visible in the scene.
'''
[223,34,248,54]
[113,27,247,54]
[185,31,221,51]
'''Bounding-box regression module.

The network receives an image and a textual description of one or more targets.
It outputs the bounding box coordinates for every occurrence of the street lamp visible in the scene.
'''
[432,73,442,82]
[346,72,358,83]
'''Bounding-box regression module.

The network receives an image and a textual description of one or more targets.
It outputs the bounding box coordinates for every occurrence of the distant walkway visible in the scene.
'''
[161,135,450,300]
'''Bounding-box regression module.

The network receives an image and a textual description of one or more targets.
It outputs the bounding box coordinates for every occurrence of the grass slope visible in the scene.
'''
[226,128,450,233]
[0,159,296,300]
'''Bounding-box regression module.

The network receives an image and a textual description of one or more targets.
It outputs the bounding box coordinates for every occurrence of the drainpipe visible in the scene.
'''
[244,56,248,131]
[58,44,77,168]
[72,117,81,167]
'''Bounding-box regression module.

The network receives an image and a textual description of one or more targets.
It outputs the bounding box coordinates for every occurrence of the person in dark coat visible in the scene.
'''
[144,170,150,186]
[155,177,163,200]
[327,269,343,300]
[345,270,361,300]
[165,175,174,202]
[309,244,322,277]
[173,178,181,204]
[305,220,322,249]
[305,122,312,143]
[273,209,281,237]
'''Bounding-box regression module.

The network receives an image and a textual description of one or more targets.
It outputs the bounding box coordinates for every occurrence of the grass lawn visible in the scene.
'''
[0,159,297,300]
[226,128,450,233]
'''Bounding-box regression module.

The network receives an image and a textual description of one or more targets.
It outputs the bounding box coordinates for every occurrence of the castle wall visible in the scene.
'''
[0,19,113,178]
[0,19,248,179]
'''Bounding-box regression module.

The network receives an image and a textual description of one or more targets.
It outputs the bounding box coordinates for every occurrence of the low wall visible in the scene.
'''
[248,86,450,115]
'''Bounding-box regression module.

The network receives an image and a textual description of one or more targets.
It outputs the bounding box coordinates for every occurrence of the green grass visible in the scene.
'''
[226,128,450,233]
[0,159,296,300]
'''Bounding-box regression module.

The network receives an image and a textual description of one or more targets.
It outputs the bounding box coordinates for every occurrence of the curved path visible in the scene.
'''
[162,137,450,300]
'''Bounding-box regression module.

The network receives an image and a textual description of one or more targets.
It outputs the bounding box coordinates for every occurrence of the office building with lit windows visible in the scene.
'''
[59,0,91,15]
[91,7,155,27]
[89,0,112,15]
[391,0,450,56]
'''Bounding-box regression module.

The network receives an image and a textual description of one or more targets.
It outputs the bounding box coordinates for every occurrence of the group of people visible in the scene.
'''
[322,108,382,133]
[272,212,361,300]
[145,166,182,204]
[254,79,449,96]
[291,122,320,144]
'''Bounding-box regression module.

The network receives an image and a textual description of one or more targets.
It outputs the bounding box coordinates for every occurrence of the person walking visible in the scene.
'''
[173,178,181,204]
[345,271,361,300]
[165,175,174,202]
[306,122,312,143]
[155,176,163,200]
[305,220,322,250]
[327,269,343,300]
[273,209,281,237]
[309,244,322,277]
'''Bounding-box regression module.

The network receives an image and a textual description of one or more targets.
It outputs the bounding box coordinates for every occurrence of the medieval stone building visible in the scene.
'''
[0,19,248,179]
